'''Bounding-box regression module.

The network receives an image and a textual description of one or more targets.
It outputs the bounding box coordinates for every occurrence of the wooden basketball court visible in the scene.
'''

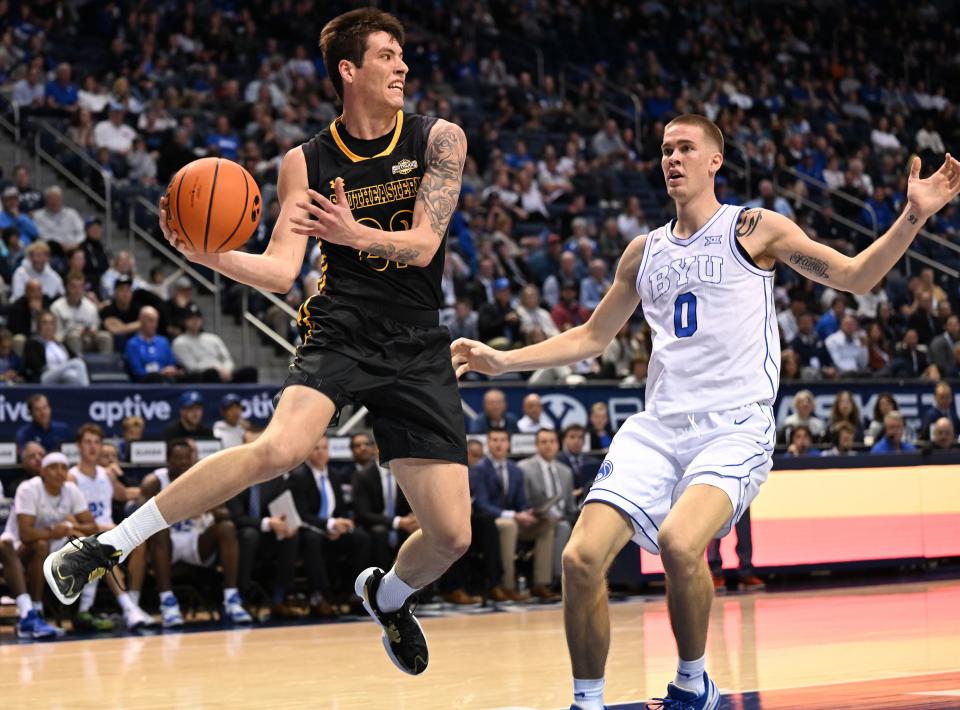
[3,580,959,709]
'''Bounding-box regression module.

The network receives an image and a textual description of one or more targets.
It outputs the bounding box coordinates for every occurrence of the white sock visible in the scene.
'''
[33,600,43,615]
[128,590,140,606]
[223,587,239,604]
[116,592,136,614]
[15,593,32,619]
[572,677,605,710]
[375,567,418,613]
[99,498,169,563]
[79,578,99,613]
[160,590,177,605]
[674,654,706,694]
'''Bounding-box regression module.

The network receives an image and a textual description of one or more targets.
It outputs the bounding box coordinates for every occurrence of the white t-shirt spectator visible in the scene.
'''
[870,128,901,153]
[11,262,65,300]
[517,416,555,434]
[1,477,87,548]
[916,127,945,154]
[94,120,138,154]
[50,296,101,338]
[617,213,651,241]
[172,332,235,372]
[213,420,246,449]
[518,181,550,220]
[822,166,846,191]
[516,304,560,338]
[825,330,869,373]
[31,206,85,249]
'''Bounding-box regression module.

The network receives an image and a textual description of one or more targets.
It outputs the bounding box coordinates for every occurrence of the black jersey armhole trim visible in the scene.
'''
[302,138,320,196]
[735,234,764,270]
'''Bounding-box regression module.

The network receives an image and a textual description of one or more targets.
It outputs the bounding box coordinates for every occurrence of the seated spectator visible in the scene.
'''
[929,417,960,451]
[1,453,97,637]
[7,442,45,499]
[127,137,158,185]
[213,395,251,450]
[824,315,868,375]
[866,321,893,372]
[0,186,39,244]
[580,259,610,312]
[11,166,44,214]
[80,217,111,288]
[821,422,858,456]
[166,276,196,338]
[94,103,138,156]
[558,423,601,500]
[290,436,372,616]
[22,311,90,385]
[11,242,64,301]
[870,411,917,454]
[50,271,113,354]
[780,349,801,381]
[517,393,555,433]
[162,391,214,442]
[442,297,479,341]
[918,381,960,440]
[780,390,826,443]
[617,196,650,241]
[225,461,301,618]
[551,280,590,332]
[478,277,521,346]
[30,187,85,254]
[469,388,519,434]
[205,114,240,160]
[100,251,146,299]
[124,305,183,383]
[118,415,144,462]
[815,296,846,340]
[471,428,554,600]
[929,315,959,375]
[45,62,78,112]
[0,328,22,382]
[828,391,864,442]
[142,265,185,301]
[11,65,45,110]
[7,280,50,348]
[542,252,580,308]
[785,425,817,457]
[139,440,252,626]
[99,276,146,348]
[621,354,649,386]
[518,429,576,593]
[172,304,258,383]
[16,394,71,453]
[907,290,940,346]
[587,402,614,450]
[516,284,559,342]
[888,329,934,379]
[603,323,640,378]
[745,179,794,220]
[351,438,417,572]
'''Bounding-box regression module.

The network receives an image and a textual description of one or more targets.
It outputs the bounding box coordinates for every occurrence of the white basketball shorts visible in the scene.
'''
[584,402,775,554]
[170,514,216,567]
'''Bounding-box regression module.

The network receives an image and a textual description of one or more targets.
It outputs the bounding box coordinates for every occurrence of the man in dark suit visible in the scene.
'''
[290,435,372,617]
[226,450,302,618]
[468,388,520,434]
[471,428,555,600]
[558,424,602,501]
[352,440,417,571]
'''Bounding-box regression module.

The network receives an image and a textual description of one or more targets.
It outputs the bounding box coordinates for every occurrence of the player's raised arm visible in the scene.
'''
[290,119,467,268]
[451,235,646,378]
[160,147,312,293]
[761,154,960,294]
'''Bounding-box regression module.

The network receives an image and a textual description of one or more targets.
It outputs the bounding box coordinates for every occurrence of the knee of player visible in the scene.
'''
[657,526,703,575]
[561,543,603,583]
[251,436,308,478]
[430,522,471,559]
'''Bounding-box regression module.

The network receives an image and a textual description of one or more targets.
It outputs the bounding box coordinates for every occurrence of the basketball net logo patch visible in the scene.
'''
[391,158,418,175]
[595,460,614,482]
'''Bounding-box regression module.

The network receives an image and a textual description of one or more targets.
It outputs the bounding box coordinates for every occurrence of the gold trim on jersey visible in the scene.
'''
[329,110,404,163]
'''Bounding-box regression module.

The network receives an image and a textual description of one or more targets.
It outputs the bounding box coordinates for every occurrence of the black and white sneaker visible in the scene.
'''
[44,536,121,605]
[354,567,429,675]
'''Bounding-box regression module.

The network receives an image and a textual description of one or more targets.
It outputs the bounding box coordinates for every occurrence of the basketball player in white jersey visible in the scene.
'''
[68,423,154,630]
[452,114,960,709]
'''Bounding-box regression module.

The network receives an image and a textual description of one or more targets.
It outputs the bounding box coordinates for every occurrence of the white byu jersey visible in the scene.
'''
[636,204,779,416]
[70,465,114,525]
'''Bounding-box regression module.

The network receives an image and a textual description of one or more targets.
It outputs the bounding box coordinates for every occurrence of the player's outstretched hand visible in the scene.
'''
[907,154,960,220]
[291,177,359,246]
[159,195,199,259]
[450,337,509,379]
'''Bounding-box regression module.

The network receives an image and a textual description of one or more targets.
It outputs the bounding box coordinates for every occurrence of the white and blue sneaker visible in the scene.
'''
[160,596,184,628]
[223,593,252,624]
[647,672,720,709]
[17,610,61,640]
[124,604,158,630]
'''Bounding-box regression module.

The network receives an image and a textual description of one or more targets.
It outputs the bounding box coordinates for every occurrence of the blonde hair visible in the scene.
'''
[665,114,724,154]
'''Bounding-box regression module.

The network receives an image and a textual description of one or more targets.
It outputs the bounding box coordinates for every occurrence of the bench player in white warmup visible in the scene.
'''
[452,114,960,709]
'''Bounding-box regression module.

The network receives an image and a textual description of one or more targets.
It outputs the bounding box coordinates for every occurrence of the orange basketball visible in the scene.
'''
[164,157,262,253]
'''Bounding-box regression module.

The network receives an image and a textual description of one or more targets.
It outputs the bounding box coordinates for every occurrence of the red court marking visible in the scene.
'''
[749,670,960,709]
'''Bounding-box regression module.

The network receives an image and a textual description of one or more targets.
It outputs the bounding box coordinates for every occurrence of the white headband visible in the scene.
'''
[41,452,68,468]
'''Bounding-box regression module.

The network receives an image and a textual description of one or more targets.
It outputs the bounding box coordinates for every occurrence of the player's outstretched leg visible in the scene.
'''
[562,502,634,710]
[44,386,335,605]
[650,484,733,710]
[355,458,471,675]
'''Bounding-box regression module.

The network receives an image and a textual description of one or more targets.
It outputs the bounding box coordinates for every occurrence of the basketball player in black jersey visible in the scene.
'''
[44,9,468,676]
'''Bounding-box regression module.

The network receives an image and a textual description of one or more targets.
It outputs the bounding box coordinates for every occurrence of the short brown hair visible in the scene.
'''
[320,8,404,100]
[77,422,104,443]
[664,114,724,154]
[66,270,85,286]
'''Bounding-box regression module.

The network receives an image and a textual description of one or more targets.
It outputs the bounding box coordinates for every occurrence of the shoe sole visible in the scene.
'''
[43,551,80,606]
[354,567,429,676]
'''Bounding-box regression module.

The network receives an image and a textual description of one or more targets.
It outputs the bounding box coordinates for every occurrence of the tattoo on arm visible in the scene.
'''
[735,209,763,238]
[907,214,918,225]
[365,242,420,263]
[789,251,830,280]
[417,121,467,240]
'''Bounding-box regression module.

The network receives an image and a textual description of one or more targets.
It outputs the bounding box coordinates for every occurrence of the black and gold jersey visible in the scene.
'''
[300,111,444,313]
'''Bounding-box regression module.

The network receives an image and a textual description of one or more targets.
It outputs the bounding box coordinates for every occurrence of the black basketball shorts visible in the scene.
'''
[280,294,468,465]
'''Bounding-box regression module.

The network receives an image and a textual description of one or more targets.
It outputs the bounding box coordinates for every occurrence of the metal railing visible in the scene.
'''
[558,62,643,152]
[33,120,113,246]
[777,164,879,237]
[0,93,21,164]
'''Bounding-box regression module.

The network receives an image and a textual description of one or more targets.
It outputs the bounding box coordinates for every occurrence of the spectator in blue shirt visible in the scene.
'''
[45,62,78,111]
[745,179,795,220]
[815,296,847,340]
[918,381,960,440]
[124,305,181,382]
[579,258,610,312]
[0,187,39,244]
[870,411,917,454]
[469,388,519,434]
[205,114,240,160]
[16,393,72,453]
